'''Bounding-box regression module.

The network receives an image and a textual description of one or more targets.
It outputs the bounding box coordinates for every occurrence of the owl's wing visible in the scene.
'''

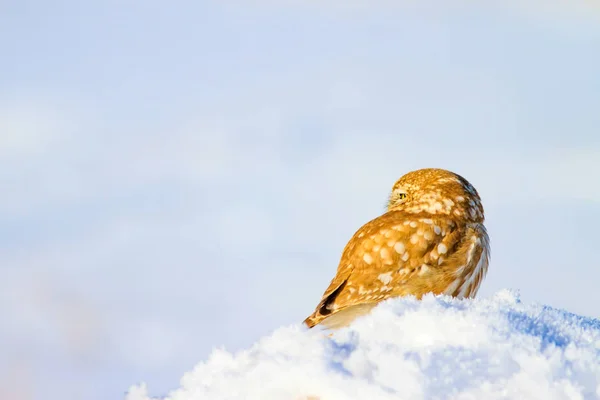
[303,211,464,328]
[303,261,354,328]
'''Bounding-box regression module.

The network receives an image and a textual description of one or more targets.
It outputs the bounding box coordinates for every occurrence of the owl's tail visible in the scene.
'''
[302,303,378,330]
[303,314,320,329]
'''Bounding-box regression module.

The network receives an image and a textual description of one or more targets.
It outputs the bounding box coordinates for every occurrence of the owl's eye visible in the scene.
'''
[388,188,409,209]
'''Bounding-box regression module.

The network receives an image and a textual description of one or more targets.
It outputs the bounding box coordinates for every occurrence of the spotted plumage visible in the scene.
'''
[304,168,490,329]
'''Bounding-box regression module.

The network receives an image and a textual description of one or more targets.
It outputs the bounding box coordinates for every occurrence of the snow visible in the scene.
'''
[126,290,600,400]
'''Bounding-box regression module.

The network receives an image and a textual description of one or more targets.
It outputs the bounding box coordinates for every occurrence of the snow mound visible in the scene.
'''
[127,290,600,400]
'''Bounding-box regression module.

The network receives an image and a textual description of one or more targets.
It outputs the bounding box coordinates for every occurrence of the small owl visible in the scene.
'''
[304,168,490,329]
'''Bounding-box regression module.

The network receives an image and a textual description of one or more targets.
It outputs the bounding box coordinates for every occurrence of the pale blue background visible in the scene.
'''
[1,2,599,399]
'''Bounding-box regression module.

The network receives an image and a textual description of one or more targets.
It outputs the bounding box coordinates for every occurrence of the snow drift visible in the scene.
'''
[126,290,600,400]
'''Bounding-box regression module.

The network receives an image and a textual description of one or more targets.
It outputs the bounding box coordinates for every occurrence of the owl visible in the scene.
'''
[304,168,490,329]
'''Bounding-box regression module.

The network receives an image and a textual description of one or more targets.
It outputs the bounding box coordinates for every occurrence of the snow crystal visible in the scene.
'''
[126,290,600,400]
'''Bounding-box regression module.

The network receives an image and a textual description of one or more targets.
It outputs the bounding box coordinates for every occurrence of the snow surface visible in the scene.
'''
[126,290,600,400]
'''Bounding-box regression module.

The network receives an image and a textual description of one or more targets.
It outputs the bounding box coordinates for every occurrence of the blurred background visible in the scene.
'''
[1,1,599,399]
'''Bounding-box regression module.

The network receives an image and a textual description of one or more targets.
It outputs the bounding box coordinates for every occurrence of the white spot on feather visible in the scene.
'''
[418,264,431,275]
[443,199,455,208]
[438,243,448,254]
[469,208,477,219]
[378,272,393,285]
[394,242,406,254]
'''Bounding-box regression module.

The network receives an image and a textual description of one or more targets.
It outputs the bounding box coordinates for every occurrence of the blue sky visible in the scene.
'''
[1,2,600,399]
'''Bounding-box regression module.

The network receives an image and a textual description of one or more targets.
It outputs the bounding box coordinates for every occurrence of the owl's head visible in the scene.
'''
[387,168,484,223]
